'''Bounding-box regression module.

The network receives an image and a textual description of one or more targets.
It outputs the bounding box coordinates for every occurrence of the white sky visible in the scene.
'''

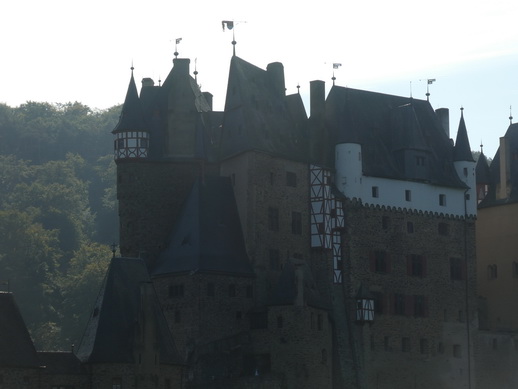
[2,0,518,158]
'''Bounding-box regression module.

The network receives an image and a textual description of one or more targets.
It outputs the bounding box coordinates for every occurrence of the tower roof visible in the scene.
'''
[453,110,475,162]
[0,292,39,368]
[76,257,183,365]
[112,70,146,134]
[475,151,491,185]
[219,56,308,161]
[152,176,254,277]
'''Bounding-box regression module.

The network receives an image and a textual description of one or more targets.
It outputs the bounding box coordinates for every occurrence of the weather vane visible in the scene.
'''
[174,37,182,59]
[222,20,246,56]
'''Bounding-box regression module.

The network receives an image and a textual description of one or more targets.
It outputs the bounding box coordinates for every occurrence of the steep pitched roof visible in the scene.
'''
[325,86,466,188]
[219,56,308,161]
[76,257,183,365]
[112,70,146,133]
[479,123,518,206]
[476,151,491,185]
[0,292,39,368]
[152,176,254,277]
[453,111,475,162]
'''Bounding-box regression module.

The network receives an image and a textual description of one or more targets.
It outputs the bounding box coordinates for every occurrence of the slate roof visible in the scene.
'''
[476,151,491,185]
[152,176,254,277]
[219,56,308,162]
[0,292,40,368]
[479,123,518,206]
[325,86,467,188]
[453,111,475,162]
[76,257,183,365]
[112,71,146,134]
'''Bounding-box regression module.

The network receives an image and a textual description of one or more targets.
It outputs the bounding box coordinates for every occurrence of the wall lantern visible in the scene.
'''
[356,283,374,323]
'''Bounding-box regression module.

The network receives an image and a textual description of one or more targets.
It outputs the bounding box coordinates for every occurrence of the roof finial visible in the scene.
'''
[297,83,300,94]
[509,105,513,125]
[460,106,464,118]
[174,37,182,59]
[426,79,436,101]
[131,61,134,73]
[222,20,236,56]
[194,58,199,84]
[480,140,484,154]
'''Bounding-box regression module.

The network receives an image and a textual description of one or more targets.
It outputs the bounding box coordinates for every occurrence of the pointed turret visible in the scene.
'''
[112,68,149,159]
[453,109,475,162]
[453,108,477,216]
[476,149,491,203]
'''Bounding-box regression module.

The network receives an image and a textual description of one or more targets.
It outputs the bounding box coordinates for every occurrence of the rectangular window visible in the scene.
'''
[439,194,447,206]
[513,262,518,278]
[487,264,498,279]
[450,258,465,280]
[268,207,279,231]
[291,211,302,234]
[372,186,379,198]
[371,291,384,314]
[405,189,412,201]
[168,284,184,298]
[408,255,425,277]
[286,172,297,187]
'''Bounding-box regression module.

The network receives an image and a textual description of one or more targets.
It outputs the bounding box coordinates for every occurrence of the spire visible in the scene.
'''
[510,105,513,125]
[112,66,146,134]
[453,107,475,162]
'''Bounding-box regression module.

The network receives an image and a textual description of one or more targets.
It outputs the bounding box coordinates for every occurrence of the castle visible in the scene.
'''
[3,51,518,388]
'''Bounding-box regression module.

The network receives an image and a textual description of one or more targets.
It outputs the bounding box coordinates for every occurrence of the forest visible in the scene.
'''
[0,101,120,350]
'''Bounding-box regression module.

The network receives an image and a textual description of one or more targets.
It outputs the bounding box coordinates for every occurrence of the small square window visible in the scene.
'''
[405,190,412,201]
[439,194,447,206]
[372,186,379,198]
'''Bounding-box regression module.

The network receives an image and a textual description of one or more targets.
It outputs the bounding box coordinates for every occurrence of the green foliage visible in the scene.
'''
[0,101,121,349]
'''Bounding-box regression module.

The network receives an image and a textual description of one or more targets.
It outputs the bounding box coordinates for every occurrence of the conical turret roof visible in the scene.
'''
[112,70,146,134]
[453,110,475,162]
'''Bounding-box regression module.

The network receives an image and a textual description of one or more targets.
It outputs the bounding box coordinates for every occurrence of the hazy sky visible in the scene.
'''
[3,0,518,158]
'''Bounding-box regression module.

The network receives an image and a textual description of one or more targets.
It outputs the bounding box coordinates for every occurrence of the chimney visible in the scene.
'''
[498,136,510,200]
[173,58,190,75]
[310,80,325,118]
[435,108,450,138]
[266,62,285,97]
[141,78,155,88]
